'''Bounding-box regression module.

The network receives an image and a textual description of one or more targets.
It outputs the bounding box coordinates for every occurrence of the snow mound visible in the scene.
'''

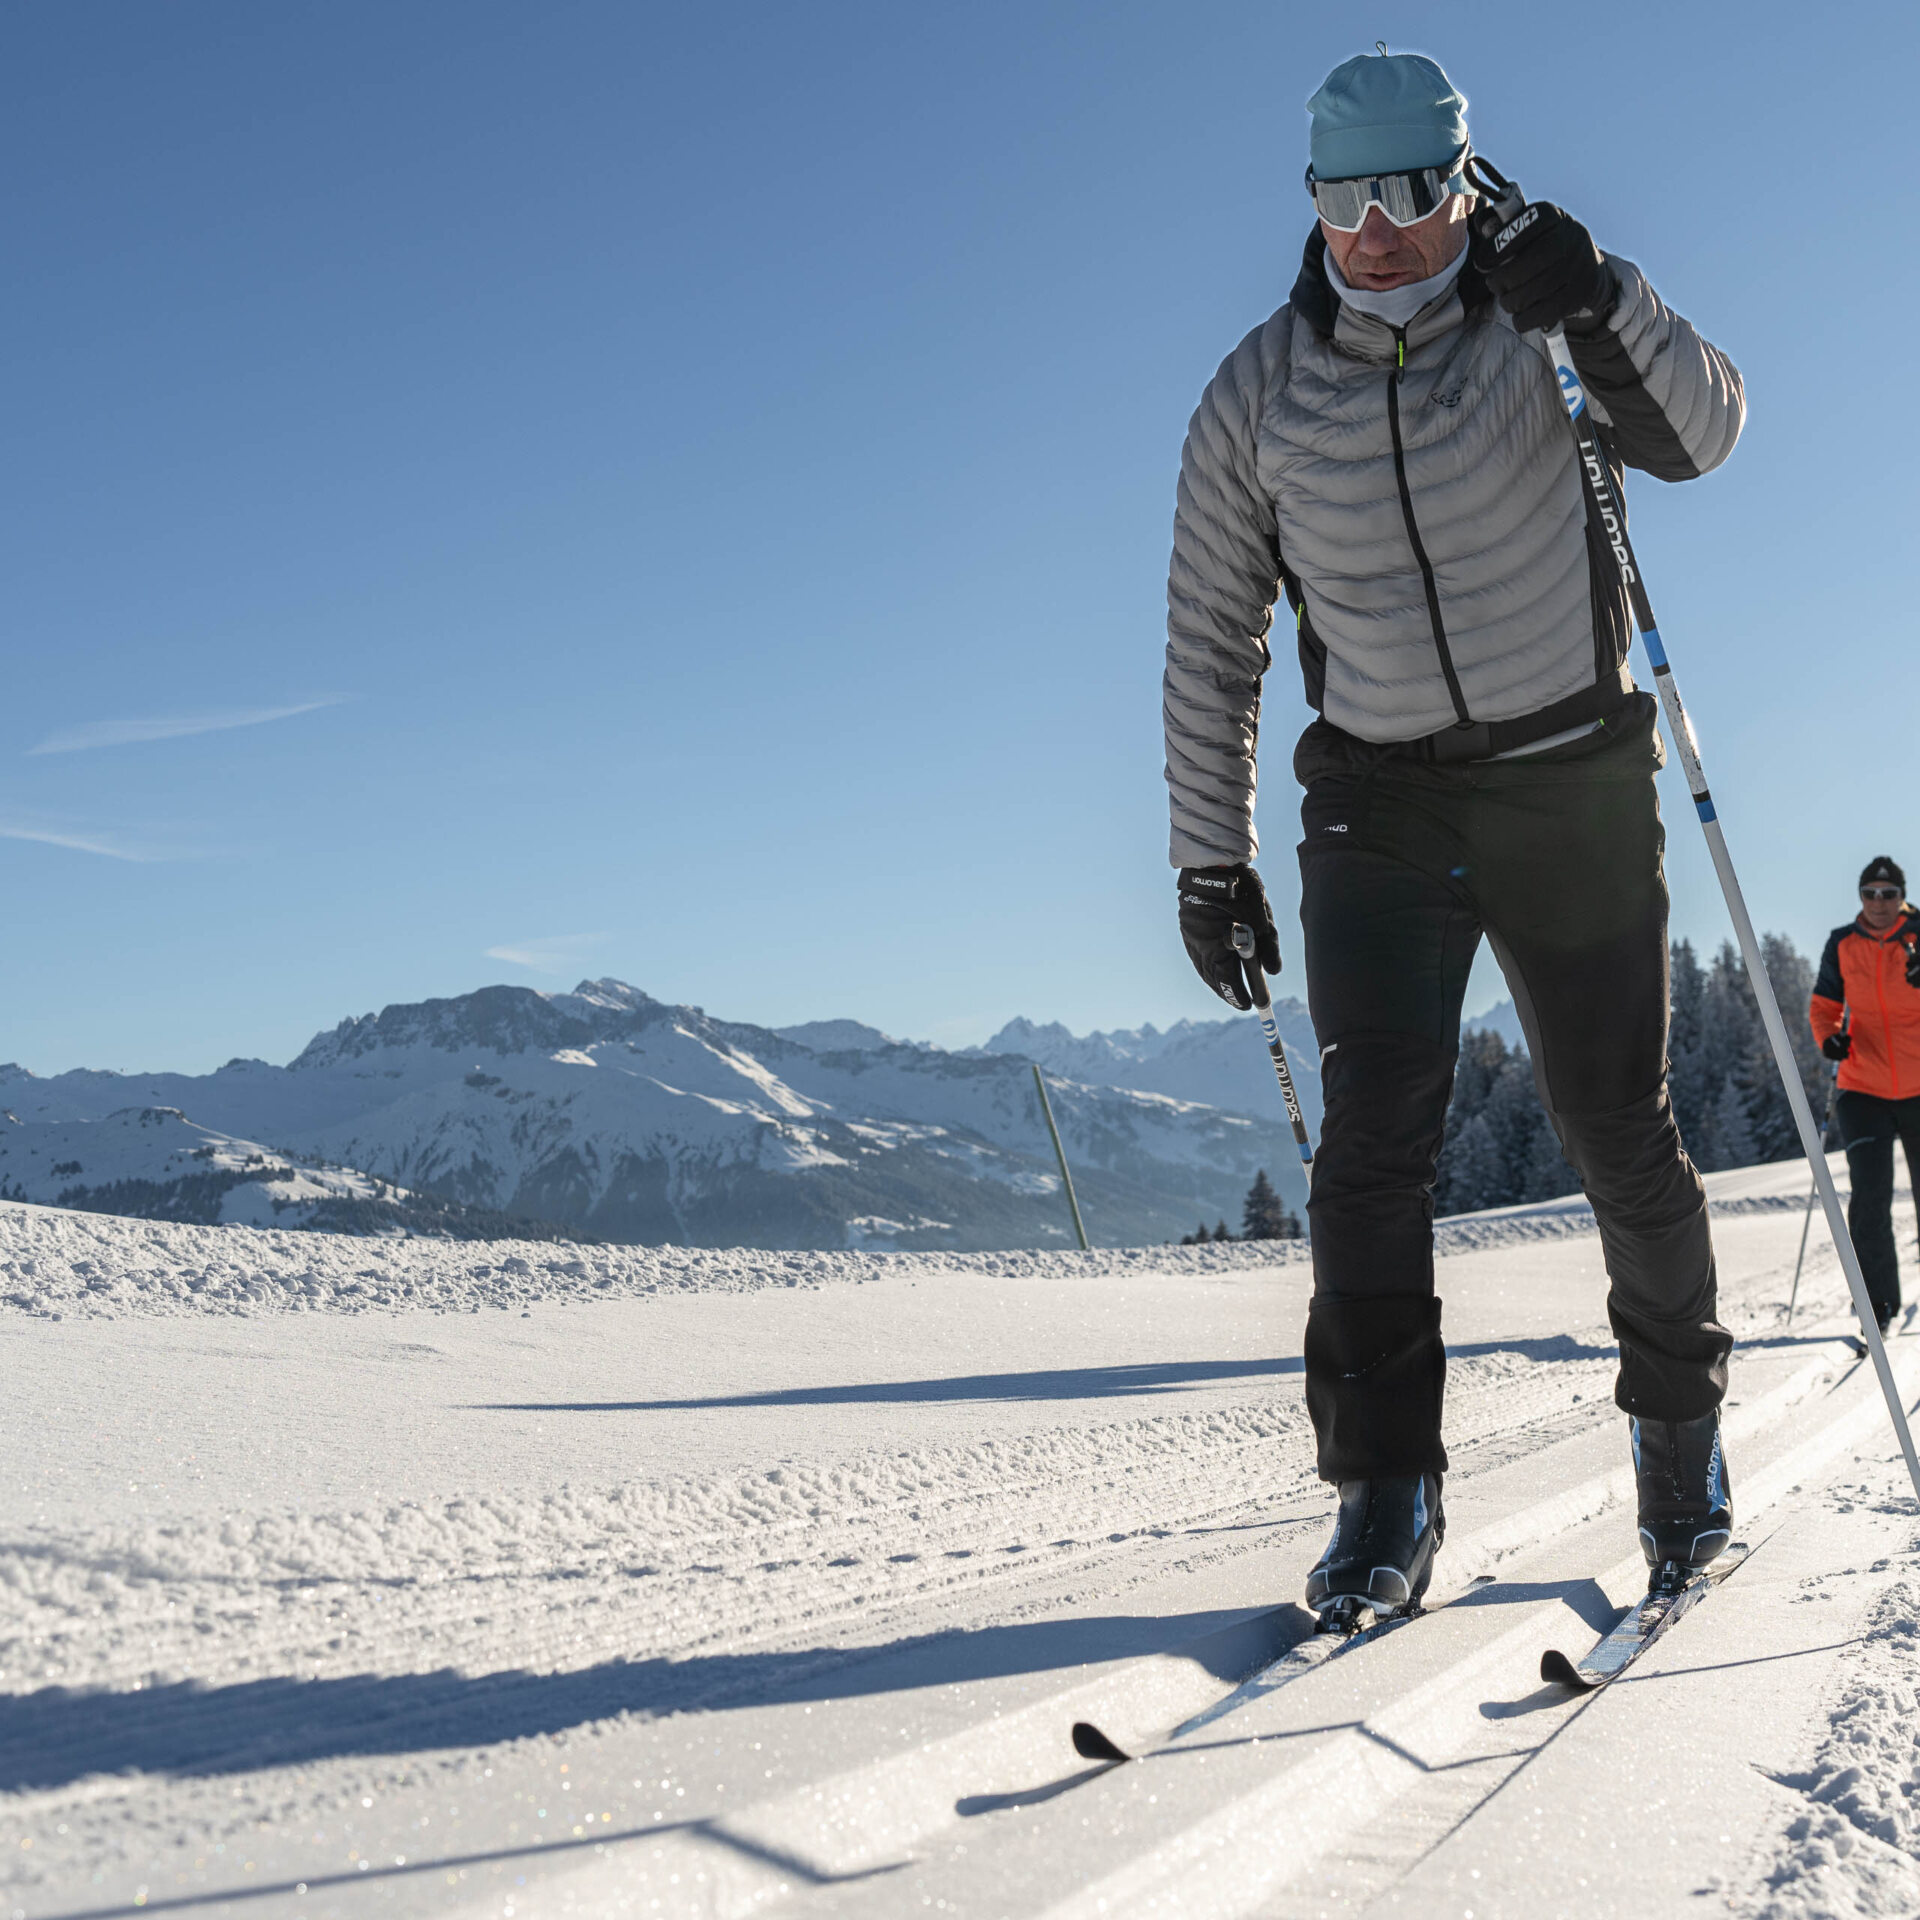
[0,1200,1308,1320]
[1749,1576,1920,1918]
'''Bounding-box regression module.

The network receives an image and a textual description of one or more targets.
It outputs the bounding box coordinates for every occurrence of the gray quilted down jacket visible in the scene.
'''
[1164,230,1744,868]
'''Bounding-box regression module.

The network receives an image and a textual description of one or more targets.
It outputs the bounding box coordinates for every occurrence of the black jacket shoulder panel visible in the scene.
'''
[1814,926,1849,1003]
[1291,227,1337,338]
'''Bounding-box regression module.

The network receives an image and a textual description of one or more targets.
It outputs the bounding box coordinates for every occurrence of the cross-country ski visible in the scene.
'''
[1540,1539,1754,1694]
[1072,1598,1419,1765]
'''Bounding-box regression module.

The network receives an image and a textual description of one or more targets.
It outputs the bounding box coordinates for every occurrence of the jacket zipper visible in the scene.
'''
[1386,329,1472,727]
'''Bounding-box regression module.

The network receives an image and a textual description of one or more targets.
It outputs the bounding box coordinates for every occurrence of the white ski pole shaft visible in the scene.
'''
[1787,1071,1839,1328]
[1230,924,1314,1182]
[1786,1178,1816,1329]
[1468,157,1920,1501]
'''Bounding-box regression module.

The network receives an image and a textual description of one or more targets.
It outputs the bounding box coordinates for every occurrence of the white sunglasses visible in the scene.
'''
[1306,148,1473,232]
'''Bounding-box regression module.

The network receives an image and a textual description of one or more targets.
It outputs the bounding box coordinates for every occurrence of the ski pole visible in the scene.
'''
[1787,1066,1840,1329]
[1230,924,1314,1183]
[1464,156,1920,1504]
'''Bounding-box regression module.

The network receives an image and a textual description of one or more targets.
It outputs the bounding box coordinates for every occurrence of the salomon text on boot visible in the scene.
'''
[1304,1474,1444,1631]
[1631,1408,1731,1594]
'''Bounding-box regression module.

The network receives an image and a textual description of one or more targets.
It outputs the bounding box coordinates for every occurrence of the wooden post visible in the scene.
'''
[1032,1064,1089,1251]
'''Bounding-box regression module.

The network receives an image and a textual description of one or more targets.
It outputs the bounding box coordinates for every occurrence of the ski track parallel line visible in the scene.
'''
[424,1340,1873,1920]
[1026,1345,1920,1920]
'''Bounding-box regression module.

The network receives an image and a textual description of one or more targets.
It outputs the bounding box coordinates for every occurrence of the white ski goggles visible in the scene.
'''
[1305,150,1472,232]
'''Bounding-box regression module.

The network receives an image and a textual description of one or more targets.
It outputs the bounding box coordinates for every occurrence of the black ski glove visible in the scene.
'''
[1822,1030,1852,1062]
[1178,863,1280,1011]
[1906,941,1920,989]
[1470,200,1617,335]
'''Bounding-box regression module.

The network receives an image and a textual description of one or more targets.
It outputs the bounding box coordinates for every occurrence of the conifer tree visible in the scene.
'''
[1433,930,1816,1211]
[1241,1168,1290,1240]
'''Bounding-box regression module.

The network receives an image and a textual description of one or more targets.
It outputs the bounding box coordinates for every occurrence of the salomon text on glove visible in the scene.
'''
[1470,200,1617,335]
[1822,1030,1853,1062]
[1177,864,1281,1011]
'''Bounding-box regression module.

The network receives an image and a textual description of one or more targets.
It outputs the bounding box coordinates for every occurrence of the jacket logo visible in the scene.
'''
[1430,384,1465,408]
[1581,444,1638,585]
[1322,823,1348,833]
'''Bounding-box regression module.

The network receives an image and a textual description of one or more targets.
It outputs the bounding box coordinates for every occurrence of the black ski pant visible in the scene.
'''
[1836,1090,1920,1324]
[1292,695,1730,1482]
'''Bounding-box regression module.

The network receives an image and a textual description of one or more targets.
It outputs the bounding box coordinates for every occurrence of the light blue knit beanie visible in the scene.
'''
[1307,50,1468,180]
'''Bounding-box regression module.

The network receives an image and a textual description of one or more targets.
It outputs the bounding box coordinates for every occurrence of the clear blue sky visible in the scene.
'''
[4,1,1915,1074]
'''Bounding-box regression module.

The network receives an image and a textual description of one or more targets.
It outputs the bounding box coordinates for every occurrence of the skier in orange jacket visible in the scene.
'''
[1809,855,1920,1331]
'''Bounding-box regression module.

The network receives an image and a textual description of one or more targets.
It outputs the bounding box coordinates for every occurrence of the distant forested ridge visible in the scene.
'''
[1435,933,1826,1217]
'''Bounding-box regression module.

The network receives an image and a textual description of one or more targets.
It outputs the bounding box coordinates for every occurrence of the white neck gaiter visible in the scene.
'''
[1325,243,1468,329]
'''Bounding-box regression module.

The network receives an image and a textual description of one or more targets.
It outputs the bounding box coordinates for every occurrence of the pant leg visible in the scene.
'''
[1468,708,1729,1421]
[1839,1090,1899,1322]
[1296,745,1482,1480]
[1896,1096,1920,1313]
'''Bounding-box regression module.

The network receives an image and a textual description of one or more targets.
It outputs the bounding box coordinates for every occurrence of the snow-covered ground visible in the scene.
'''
[2,1154,1916,1919]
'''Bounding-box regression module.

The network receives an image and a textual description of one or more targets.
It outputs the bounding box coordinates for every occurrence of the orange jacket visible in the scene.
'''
[1810,909,1920,1099]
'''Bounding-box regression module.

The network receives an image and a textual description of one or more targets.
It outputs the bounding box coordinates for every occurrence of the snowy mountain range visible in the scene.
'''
[976,1003,1321,1125]
[0,1105,589,1241]
[0,979,1315,1251]
[1462,998,1525,1047]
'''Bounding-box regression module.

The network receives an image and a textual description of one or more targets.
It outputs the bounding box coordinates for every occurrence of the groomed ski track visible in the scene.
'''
[3,1154,1917,1918]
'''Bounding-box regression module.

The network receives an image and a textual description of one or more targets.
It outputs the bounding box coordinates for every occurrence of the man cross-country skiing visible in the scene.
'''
[1164,50,1745,1620]
[1809,856,1920,1335]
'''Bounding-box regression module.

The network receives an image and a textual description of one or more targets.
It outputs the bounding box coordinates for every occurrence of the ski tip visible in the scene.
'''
[1071,1721,1132,1765]
[1539,1647,1593,1692]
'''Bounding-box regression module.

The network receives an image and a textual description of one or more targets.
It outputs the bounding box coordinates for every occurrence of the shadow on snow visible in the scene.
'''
[472,1335,1615,1413]
[0,1606,1269,1793]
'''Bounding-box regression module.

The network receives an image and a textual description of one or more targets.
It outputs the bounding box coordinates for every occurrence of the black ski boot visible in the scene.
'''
[1631,1409,1731,1593]
[1304,1474,1444,1630]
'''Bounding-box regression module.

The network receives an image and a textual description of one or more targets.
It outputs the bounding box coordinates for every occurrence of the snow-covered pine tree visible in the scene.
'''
[1749,932,1824,1160]
[1666,937,1709,1150]
[1429,932,1815,1214]
[1700,1073,1758,1170]
[1437,1110,1504,1214]
[1520,1111,1582,1203]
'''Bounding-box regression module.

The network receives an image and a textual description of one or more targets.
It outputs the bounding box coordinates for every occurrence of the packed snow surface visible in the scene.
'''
[2,1153,1917,1919]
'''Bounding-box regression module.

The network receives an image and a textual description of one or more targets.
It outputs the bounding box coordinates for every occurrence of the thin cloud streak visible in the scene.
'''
[0,822,154,862]
[29,697,348,756]
[485,935,609,975]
